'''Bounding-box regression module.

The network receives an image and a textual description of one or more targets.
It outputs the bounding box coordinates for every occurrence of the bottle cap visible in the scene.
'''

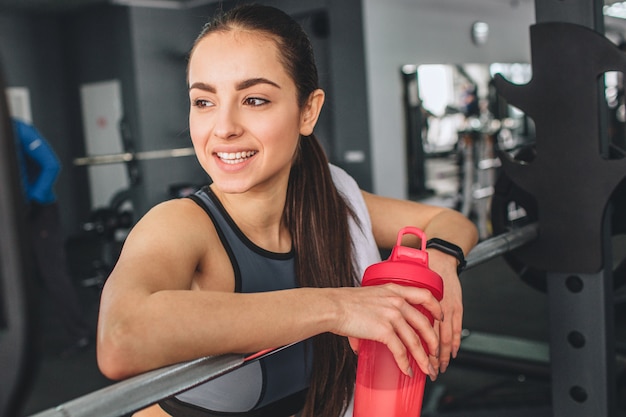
[362,227,443,300]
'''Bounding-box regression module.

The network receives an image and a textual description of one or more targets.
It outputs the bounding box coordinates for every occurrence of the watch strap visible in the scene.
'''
[426,238,466,275]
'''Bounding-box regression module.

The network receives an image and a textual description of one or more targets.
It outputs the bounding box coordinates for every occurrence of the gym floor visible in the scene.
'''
[16,154,626,417]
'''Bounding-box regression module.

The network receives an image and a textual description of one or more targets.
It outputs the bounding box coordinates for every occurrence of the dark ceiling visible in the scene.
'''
[0,0,619,15]
[0,0,216,13]
[0,0,106,12]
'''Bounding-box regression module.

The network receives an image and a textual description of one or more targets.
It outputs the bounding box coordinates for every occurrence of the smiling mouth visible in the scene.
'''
[216,151,258,165]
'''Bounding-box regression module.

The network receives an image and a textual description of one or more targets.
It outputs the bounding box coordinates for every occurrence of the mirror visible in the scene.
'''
[415,63,534,155]
[401,63,534,239]
[401,63,534,200]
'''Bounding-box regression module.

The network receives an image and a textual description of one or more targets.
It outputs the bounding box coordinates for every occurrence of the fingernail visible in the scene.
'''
[434,347,440,357]
[406,366,415,378]
[440,362,448,374]
[428,364,438,381]
[452,346,459,359]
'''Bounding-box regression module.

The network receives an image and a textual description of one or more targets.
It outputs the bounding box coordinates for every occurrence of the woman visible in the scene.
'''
[96,4,478,417]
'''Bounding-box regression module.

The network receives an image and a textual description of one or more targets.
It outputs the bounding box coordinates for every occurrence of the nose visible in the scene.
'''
[213,103,243,140]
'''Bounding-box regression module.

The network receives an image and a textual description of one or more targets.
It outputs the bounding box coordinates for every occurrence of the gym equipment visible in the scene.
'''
[492,23,626,275]
[25,224,539,417]
[402,65,433,199]
[66,188,134,289]
[456,122,500,240]
[73,146,195,166]
[492,145,626,292]
[0,61,39,417]
[493,20,626,417]
[27,345,297,417]
[425,2,626,415]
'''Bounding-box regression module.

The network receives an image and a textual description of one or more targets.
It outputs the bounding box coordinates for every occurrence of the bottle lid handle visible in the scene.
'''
[391,227,428,265]
[395,226,426,251]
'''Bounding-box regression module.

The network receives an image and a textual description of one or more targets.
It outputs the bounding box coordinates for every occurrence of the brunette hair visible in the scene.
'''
[189,4,358,417]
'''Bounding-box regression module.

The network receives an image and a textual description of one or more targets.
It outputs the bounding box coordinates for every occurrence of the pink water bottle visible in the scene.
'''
[353,227,443,417]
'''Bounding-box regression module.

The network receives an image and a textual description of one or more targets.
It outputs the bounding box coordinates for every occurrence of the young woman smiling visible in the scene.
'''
[96,4,478,417]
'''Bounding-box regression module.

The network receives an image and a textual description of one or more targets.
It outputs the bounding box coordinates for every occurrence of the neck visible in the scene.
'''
[210,185,291,253]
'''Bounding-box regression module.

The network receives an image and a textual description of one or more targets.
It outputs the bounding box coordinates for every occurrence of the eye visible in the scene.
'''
[192,98,214,108]
[244,97,269,107]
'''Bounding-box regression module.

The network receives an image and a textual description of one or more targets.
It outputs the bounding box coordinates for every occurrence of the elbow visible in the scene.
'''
[97,348,129,381]
[97,323,143,380]
[452,207,479,243]
[462,220,479,253]
[468,221,479,245]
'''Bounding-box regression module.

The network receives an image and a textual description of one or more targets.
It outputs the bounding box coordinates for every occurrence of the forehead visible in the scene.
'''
[188,30,289,85]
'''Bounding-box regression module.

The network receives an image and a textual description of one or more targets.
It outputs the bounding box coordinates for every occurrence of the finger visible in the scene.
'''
[438,319,453,374]
[451,306,464,359]
[386,325,436,380]
[427,321,441,381]
[348,336,360,354]
[397,307,439,379]
[386,284,444,323]
[403,302,440,359]
[411,294,444,324]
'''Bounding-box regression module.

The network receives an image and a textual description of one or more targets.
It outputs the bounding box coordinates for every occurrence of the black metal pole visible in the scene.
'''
[0,59,39,416]
[401,66,431,199]
[534,1,616,416]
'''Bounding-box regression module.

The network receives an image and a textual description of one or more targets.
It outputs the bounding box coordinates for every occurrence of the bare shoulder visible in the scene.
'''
[107,197,226,291]
[129,198,218,245]
[138,197,211,227]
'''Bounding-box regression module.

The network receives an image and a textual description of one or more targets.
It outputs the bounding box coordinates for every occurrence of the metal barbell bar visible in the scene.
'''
[27,222,539,417]
[465,222,539,269]
[73,147,196,166]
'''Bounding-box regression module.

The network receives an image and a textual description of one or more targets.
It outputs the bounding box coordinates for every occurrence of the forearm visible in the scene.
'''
[97,287,337,379]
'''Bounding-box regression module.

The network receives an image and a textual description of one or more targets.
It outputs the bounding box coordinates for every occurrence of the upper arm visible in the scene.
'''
[96,198,238,377]
[100,198,216,307]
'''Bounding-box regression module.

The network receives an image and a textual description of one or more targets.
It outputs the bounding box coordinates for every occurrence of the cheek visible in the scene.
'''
[260,123,300,159]
[188,116,212,169]
[259,110,302,147]
[189,114,209,144]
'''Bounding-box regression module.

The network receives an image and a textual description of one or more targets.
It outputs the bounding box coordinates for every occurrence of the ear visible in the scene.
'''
[299,89,325,136]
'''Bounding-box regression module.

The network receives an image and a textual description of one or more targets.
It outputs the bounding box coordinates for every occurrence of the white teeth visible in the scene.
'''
[217,151,256,164]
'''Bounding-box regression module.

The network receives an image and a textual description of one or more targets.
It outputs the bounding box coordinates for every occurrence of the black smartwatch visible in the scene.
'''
[426,238,467,275]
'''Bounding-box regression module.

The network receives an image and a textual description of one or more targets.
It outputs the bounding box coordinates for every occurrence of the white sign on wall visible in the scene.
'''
[5,87,32,123]
[79,79,129,209]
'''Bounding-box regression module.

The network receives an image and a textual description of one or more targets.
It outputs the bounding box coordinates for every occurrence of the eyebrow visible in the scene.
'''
[189,77,281,92]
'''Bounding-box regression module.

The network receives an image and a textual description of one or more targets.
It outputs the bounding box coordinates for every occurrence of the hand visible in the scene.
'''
[427,250,463,375]
[332,283,442,380]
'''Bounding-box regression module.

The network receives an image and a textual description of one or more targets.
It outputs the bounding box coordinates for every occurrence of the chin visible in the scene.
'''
[210,179,251,195]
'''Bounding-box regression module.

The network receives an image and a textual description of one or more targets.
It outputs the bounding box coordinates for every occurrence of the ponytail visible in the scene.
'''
[285,134,358,417]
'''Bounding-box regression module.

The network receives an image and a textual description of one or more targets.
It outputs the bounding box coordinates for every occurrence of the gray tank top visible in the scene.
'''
[159,186,312,417]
